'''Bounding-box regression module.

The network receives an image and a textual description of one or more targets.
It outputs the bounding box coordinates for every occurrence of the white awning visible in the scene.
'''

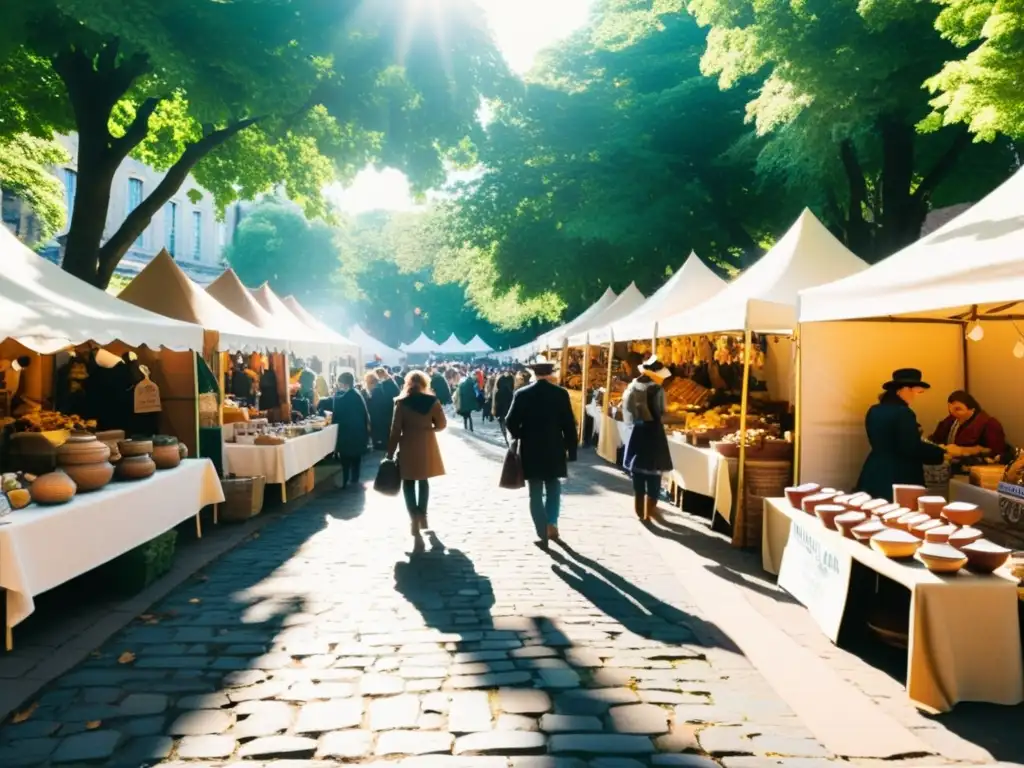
[463,334,494,354]
[348,325,404,366]
[281,295,361,361]
[438,333,468,354]
[658,210,870,337]
[0,227,204,354]
[402,332,442,354]
[250,283,333,360]
[567,283,647,347]
[535,287,618,351]
[799,167,1024,322]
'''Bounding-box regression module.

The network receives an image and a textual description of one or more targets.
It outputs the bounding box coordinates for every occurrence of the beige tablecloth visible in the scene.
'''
[223,425,338,484]
[0,459,223,628]
[763,497,1024,712]
[667,436,733,523]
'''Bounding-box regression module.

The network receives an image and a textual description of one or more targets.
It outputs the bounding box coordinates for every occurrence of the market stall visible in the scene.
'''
[400,332,442,361]
[463,335,494,356]
[533,287,618,359]
[251,283,333,363]
[348,325,403,367]
[222,420,338,501]
[0,228,225,651]
[281,296,360,371]
[438,333,469,358]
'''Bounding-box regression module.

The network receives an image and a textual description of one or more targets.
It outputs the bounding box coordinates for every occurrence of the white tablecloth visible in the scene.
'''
[667,436,733,523]
[0,458,223,628]
[223,425,338,484]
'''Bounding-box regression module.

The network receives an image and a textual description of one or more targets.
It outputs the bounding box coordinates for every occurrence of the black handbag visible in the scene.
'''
[374,456,401,496]
[499,439,525,490]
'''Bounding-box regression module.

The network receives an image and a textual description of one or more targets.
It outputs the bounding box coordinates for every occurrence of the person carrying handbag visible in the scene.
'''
[386,370,447,553]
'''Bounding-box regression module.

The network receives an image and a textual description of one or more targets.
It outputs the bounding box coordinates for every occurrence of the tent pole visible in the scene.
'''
[733,329,753,548]
[603,339,614,418]
[579,342,590,445]
[793,328,802,485]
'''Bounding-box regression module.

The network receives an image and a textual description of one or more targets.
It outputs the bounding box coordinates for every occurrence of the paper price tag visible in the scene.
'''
[134,368,162,414]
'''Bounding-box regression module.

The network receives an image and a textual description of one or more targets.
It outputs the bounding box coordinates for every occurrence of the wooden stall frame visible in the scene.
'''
[578,342,590,445]
[733,329,753,548]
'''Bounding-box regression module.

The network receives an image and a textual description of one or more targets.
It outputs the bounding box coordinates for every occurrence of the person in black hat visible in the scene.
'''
[622,355,674,520]
[505,358,578,549]
[856,368,946,501]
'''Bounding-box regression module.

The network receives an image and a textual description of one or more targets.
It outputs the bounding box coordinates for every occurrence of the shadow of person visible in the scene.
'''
[549,541,736,652]
[393,540,495,633]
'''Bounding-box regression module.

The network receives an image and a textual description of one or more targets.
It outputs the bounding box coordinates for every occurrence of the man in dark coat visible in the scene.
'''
[505,359,578,549]
[430,367,452,407]
[329,372,371,489]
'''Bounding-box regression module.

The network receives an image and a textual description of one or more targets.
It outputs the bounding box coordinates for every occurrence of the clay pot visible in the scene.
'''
[893,484,928,510]
[870,529,921,559]
[152,443,181,470]
[836,511,868,539]
[883,508,910,528]
[860,498,890,516]
[801,492,838,516]
[785,483,821,508]
[916,543,968,574]
[30,470,77,505]
[873,502,902,519]
[960,540,1012,574]
[917,495,947,518]
[911,518,945,540]
[896,511,930,532]
[63,461,115,492]
[116,455,156,481]
[815,504,846,530]
[118,439,153,458]
[851,519,887,542]
[178,443,188,460]
[845,492,872,510]
[924,524,958,544]
[56,433,111,466]
[152,434,178,447]
[941,502,983,527]
[95,430,125,463]
[948,526,983,551]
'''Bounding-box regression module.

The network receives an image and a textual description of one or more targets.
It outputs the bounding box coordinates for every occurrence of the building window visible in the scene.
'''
[128,178,144,247]
[217,221,227,250]
[165,202,177,257]
[192,211,201,260]
[63,169,77,215]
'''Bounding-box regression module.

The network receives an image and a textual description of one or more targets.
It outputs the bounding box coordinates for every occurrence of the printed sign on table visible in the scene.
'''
[778,514,853,642]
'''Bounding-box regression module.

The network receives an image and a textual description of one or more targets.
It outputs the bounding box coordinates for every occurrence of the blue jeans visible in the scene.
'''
[632,473,661,498]
[528,479,561,538]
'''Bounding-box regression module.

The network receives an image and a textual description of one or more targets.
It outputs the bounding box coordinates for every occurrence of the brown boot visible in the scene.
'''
[645,496,659,522]
[634,493,646,520]
[546,524,560,542]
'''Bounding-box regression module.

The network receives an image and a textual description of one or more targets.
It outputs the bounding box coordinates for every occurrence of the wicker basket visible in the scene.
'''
[970,464,1006,491]
[220,475,266,522]
[741,459,793,548]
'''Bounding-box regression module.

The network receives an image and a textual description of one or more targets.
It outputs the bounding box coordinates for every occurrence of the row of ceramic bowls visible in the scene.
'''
[785,482,1012,575]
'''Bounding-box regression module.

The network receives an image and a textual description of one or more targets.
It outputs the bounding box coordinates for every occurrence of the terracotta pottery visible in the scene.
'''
[832,493,856,510]
[152,443,181,470]
[924,524,958,544]
[883,508,910,528]
[960,540,1011,573]
[941,501,983,527]
[870,529,922,559]
[118,439,153,458]
[152,434,178,447]
[8,432,58,475]
[816,504,846,530]
[116,455,156,481]
[62,461,114,492]
[860,498,890,516]
[893,484,928,510]
[820,488,840,495]
[95,429,125,462]
[916,543,968,574]
[56,433,111,466]
[801,492,838,516]
[896,511,930,532]
[845,492,872,510]
[851,519,887,542]
[835,511,868,539]
[873,502,902,518]
[916,495,947,518]
[178,443,188,460]
[911,518,945,540]
[948,526,983,551]
[30,470,77,505]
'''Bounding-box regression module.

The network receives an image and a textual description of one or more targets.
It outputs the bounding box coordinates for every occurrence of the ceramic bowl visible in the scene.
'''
[831,493,856,509]
[62,461,115,492]
[801,492,839,516]
[152,434,178,447]
[859,498,890,516]
[835,511,868,539]
[30,470,77,504]
[941,501,983,527]
[911,518,945,540]
[116,455,156,481]
[896,511,930,532]
[816,504,846,530]
[870,529,922,559]
[844,492,872,510]
[960,540,1012,573]
[873,502,902,519]
[915,542,968,574]
[56,434,111,466]
[785,483,820,508]
[882,507,910,527]
[852,519,887,542]
[924,524,958,544]
[948,526,983,551]
[893,484,928,510]
[94,429,125,443]
[917,495,948,519]
[118,439,153,458]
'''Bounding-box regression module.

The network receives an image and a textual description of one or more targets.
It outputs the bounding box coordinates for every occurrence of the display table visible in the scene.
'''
[667,435,733,524]
[223,425,338,500]
[1,458,223,646]
[763,497,1024,712]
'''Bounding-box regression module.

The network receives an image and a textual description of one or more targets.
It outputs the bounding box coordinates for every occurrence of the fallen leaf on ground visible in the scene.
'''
[86,721,101,730]
[188,598,201,604]
[118,651,137,664]
[11,702,38,723]
[138,614,155,621]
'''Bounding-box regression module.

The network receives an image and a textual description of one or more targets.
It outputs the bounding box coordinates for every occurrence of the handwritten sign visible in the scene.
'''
[134,376,162,414]
[778,513,852,641]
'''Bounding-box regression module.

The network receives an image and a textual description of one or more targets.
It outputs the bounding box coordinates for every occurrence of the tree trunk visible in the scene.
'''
[876,118,925,259]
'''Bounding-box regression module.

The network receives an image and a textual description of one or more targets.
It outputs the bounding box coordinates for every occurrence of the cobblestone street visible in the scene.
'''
[0,423,932,766]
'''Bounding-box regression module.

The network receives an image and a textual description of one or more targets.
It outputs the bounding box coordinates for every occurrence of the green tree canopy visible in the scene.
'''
[0,135,69,243]
[2,0,508,287]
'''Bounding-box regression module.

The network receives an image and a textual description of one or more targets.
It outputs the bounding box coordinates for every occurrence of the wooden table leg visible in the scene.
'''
[213,503,219,525]
[195,513,203,539]
[281,482,287,504]
[5,624,12,652]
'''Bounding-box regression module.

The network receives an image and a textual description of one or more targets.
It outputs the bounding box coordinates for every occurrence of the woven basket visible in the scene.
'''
[742,459,793,548]
[220,475,266,522]
[970,464,1006,491]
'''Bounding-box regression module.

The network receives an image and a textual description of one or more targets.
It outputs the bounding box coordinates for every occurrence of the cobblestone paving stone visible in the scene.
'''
[0,423,849,766]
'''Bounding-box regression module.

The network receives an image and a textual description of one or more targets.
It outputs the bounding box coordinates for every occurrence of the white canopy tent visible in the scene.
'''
[797,168,1024,490]
[566,283,647,347]
[281,296,361,363]
[250,283,332,361]
[596,254,728,345]
[0,227,203,354]
[463,335,494,355]
[534,287,618,353]
[347,325,403,367]
[658,210,870,337]
[402,332,442,355]
[438,333,468,355]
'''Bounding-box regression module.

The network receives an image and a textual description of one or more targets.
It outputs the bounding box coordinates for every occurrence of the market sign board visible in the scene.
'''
[778,514,852,641]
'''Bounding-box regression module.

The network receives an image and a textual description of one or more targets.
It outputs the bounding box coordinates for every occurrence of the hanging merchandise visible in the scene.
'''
[133,366,162,414]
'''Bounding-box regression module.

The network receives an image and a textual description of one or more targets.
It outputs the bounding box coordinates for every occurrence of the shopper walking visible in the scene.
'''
[365,372,389,450]
[621,356,674,520]
[454,372,479,432]
[328,372,371,489]
[505,358,578,549]
[492,370,515,445]
[387,370,447,553]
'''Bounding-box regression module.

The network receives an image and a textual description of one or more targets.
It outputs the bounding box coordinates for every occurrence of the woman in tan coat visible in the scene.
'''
[387,370,447,552]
